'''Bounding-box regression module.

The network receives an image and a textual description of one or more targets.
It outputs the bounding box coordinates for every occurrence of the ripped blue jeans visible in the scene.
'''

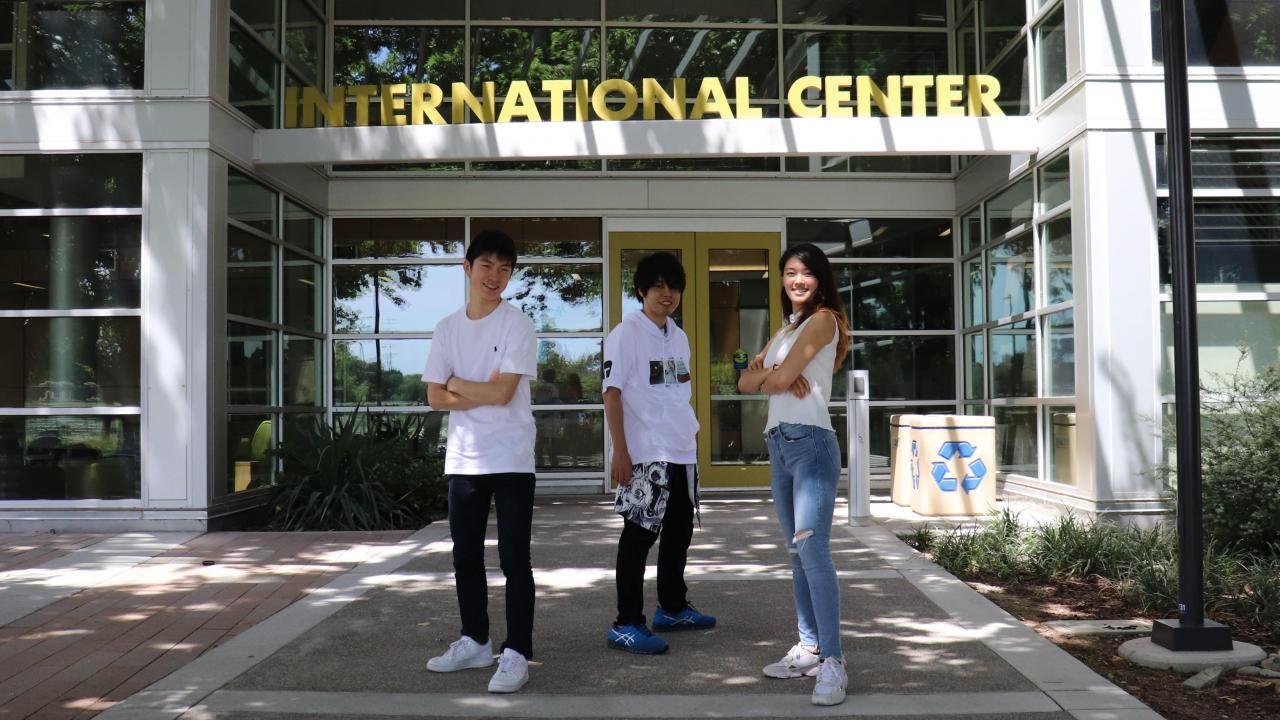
[766,422,843,660]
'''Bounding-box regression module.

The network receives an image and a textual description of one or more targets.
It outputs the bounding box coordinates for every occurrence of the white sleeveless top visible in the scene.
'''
[763,313,840,432]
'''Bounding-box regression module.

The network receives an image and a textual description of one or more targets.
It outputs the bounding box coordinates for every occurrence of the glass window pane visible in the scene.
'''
[1157,199,1280,293]
[609,156,780,172]
[1036,6,1067,101]
[707,247,772,466]
[535,409,603,472]
[227,225,276,323]
[472,158,603,172]
[335,338,429,406]
[228,322,275,406]
[965,332,985,400]
[0,415,140,500]
[1159,135,1280,191]
[609,0,776,23]
[964,256,984,327]
[812,156,953,174]
[1153,0,1280,66]
[987,176,1033,239]
[851,336,955,400]
[993,405,1037,476]
[473,27,600,91]
[334,0,463,20]
[0,317,140,407]
[787,218,952,259]
[1038,153,1070,210]
[471,217,602,258]
[283,199,321,254]
[1046,310,1074,396]
[988,39,1029,115]
[283,335,321,406]
[509,263,603,332]
[0,154,142,209]
[231,0,277,44]
[333,264,464,333]
[1042,215,1072,305]
[610,29,778,99]
[983,0,1026,66]
[227,413,273,494]
[837,264,953,331]
[228,171,278,236]
[333,218,464,259]
[710,398,770,465]
[958,10,977,76]
[533,338,602,405]
[990,320,1036,397]
[283,251,320,332]
[285,0,323,81]
[229,26,281,128]
[1046,405,1077,486]
[782,0,946,26]
[962,208,982,253]
[474,0,598,20]
[987,232,1034,318]
[1,0,145,90]
[0,216,141,310]
[784,31,946,102]
[1161,300,1280,394]
[334,26,465,88]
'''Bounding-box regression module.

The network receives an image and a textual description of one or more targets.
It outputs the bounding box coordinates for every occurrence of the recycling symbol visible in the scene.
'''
[930,441,987,493]
[909,440,921,490]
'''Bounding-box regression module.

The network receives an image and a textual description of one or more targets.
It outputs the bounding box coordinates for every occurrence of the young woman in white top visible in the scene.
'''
[738,242,851,706]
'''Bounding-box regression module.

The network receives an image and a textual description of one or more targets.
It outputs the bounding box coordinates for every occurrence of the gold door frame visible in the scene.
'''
[607,232,781,489]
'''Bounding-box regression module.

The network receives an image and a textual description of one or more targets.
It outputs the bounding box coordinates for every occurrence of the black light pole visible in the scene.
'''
[1152,0,1233,652]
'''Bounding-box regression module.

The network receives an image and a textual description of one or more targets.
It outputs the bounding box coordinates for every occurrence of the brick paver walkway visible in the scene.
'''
[0,532,409,720]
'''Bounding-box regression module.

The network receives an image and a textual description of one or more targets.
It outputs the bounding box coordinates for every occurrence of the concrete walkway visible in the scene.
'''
[3,498,1164,719]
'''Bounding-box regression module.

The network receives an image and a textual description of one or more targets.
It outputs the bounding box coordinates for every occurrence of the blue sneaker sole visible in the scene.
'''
[607,638,668,654]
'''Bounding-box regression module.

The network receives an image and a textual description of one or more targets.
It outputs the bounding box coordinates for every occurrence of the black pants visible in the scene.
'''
[448,472,536,659]
[615,464,693,627]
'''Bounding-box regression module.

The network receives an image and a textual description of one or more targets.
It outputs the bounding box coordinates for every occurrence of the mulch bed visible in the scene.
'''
[959,574,1279,720]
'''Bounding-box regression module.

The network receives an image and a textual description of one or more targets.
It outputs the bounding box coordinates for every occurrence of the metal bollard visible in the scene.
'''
[847,369,870,526]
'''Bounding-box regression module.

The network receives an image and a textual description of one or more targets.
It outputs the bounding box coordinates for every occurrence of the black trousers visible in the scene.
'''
[448,472,536,659]
[615,464,694,627]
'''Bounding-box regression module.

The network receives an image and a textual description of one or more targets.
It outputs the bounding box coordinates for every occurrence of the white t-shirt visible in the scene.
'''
[602,311,699,465]
[423,302,537,475]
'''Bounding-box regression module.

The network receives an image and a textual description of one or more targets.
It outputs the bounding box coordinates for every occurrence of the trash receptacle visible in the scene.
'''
[1051,412,1076,486]
[909,415,997,516]
[889,414,923,507]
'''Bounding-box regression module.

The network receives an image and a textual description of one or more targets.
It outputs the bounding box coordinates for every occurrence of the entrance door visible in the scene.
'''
[608,232,782,488]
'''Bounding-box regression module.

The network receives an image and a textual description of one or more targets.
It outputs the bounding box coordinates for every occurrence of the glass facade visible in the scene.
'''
[230,0,328,128]
[1152,0,1280,66]
[223,170,324,497]
[961,150,1077,486]
[0,154,142,500]
[0,1,145,91]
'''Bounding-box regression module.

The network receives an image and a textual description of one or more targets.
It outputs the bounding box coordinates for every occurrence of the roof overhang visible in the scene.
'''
[253,116,1038,166]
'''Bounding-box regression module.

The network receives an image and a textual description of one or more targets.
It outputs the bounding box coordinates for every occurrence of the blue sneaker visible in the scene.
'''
[607,623,668,654]
[653,604,717,631]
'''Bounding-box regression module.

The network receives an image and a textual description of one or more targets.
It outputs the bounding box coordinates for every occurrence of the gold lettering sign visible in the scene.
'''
[284,75,1003,128]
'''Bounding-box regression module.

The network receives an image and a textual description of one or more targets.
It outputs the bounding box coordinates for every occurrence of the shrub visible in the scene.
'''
[268,411,447,531]
[1172,363,1280,554]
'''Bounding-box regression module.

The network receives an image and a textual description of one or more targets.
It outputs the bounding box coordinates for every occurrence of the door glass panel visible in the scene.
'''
[707,248,771,465]
[619,247,685,327]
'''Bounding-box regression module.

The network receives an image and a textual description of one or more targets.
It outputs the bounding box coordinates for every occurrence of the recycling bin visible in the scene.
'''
[909,414,997,516]
[1051,412,1077,486]
[889,414,923,507]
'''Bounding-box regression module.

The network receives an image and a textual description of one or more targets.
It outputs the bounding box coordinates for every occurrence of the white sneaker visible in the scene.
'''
[426,636,494,673]
[487,648,529,693]
[811,657,847,706]
[762,643,822,679]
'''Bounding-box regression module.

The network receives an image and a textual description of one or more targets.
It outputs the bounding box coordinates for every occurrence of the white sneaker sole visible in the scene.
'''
[763,664,821,679]
[426,655,494,673]
[812,689,846,706]
[488,674,529,693]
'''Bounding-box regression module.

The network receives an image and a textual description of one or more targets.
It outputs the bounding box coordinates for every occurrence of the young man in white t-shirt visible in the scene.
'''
[422,230,538,693]
[604,252,716,655]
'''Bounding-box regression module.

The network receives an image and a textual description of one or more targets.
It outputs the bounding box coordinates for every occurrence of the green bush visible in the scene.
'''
[268,411,447,531]
[1193,364,1280,554]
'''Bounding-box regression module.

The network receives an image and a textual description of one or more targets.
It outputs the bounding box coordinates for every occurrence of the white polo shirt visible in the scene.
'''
[423,301,537,476]
[602,310,699,465]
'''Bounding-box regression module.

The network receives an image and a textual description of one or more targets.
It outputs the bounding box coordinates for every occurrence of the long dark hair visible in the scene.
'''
[779,243,849,370]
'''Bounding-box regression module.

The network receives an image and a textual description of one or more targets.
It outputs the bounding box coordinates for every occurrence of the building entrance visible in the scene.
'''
[608,233,782,488]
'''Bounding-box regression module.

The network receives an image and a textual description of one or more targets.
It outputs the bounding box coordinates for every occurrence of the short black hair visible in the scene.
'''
[467,229,518,268]
[633,251,686,301]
